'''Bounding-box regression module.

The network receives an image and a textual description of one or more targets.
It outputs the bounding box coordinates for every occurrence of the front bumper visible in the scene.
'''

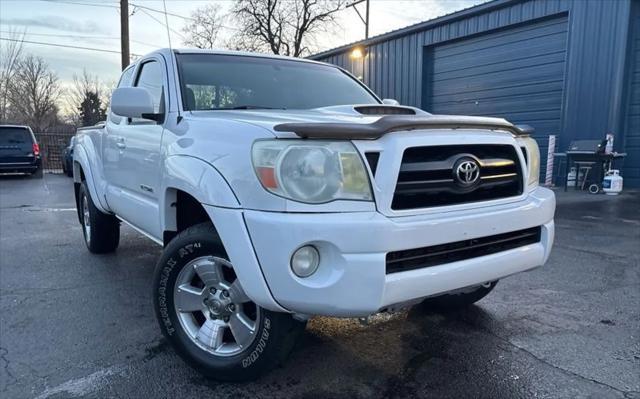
[240,187,555,317]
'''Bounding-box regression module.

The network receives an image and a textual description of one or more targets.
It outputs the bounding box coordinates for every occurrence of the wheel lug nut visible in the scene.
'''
[223,316,230,323]
[228,304,235,311]
[209,287,216,294]
[222,290,229,298]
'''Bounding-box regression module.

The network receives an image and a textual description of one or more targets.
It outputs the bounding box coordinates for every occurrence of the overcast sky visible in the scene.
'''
[0,0,487,89]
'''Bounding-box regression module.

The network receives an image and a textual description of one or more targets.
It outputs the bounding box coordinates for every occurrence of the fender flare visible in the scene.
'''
[160,155,240,232]
[73,144,110,213]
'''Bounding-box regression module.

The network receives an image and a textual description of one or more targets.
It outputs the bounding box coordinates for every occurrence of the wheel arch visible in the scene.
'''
[161,155,240,246]
[72,145,110,214]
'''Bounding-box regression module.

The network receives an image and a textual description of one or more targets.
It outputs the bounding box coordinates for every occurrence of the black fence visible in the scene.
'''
[34,131,74,173]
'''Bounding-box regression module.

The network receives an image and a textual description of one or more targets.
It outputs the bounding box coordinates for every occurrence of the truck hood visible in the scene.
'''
[185,105,523,139]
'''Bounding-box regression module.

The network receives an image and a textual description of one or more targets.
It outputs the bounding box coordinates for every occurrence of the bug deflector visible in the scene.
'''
[274,114,527,140]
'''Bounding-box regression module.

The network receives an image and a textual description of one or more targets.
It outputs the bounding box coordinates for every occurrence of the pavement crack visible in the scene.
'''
[0,346,16,392]
[459,317,631,395]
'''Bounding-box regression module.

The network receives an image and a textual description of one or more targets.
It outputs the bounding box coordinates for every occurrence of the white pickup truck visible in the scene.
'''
[73,49,555,381]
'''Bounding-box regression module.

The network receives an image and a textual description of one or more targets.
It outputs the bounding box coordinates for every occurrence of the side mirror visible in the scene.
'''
[382,98,400,106]
[111,87,162,122]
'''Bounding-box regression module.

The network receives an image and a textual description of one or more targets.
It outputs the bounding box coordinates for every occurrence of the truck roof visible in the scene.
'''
[134,48,332,68]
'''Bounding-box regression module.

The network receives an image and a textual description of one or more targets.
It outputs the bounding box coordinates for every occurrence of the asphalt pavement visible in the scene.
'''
[0,174,638,399]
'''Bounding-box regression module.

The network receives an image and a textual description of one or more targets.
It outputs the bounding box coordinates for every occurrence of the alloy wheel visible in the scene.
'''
[82,194,91,245]
[174,256,259,356]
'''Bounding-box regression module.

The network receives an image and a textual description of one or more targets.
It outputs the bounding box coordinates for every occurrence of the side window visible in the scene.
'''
[109,66,136,123]
[135,60,164,114]
[118,66,135,88]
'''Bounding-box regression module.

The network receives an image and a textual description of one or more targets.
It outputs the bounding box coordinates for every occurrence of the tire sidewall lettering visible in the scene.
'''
[178,242,201,259]
[157,241,202,336]
[241,317,271,368]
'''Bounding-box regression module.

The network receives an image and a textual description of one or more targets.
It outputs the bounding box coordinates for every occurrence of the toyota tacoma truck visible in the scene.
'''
[73,49,555,381]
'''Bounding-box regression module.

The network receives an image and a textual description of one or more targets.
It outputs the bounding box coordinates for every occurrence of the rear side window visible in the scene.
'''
[135,60,164,114]
[0,127,32,146]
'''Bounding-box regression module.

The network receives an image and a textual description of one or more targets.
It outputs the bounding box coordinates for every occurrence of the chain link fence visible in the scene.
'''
[34,130,75,173]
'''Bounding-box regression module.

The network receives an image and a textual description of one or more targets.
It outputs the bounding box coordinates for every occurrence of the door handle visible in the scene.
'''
[115,137,126,149]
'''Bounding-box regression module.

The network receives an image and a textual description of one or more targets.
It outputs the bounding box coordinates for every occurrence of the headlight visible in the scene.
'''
[521,137,540,187]
[252,140,372,203]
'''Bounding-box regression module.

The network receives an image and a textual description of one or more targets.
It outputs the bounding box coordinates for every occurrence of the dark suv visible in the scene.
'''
[0,125,41,175]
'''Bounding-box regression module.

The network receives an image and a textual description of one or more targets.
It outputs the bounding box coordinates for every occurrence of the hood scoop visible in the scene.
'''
[274,114,526,140]
[354,105,416,115]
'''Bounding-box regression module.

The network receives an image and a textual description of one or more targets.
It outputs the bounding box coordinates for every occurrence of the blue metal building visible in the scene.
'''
[311,0,640,187]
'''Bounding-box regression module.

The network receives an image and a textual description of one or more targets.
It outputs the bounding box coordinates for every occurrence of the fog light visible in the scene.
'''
[290,245,320,278]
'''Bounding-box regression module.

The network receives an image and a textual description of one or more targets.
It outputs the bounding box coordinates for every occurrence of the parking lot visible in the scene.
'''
[0,174,638,398]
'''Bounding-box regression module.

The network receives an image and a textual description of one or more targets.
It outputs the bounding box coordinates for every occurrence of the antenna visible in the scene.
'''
[162,0,172,49]
[160,0,182,123]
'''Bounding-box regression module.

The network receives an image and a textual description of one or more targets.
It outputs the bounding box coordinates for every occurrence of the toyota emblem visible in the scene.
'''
[454,159,480,186]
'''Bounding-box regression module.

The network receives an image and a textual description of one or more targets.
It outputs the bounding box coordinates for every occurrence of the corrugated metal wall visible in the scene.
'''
[425,15,568,171]
[312,0,636,186]
[623,1,640,187]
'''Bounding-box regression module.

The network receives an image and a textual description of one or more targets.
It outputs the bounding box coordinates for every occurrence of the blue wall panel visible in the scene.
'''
[623,1,640,186]
[425,15,569,176]
[559,0,631,155]
[312,0,637,186]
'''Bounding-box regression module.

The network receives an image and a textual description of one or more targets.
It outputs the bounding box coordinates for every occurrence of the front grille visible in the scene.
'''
[386,226,541,274]
[392,145,523,210]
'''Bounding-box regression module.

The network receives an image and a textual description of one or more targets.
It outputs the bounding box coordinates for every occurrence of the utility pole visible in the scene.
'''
[365,0,369,39]
[120,0,130,70]
[347,0,370,39]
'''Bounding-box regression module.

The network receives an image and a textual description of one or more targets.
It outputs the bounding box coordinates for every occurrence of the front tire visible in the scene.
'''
[419,281,498,312]
[78,182,120,253]
[153,222,305,381]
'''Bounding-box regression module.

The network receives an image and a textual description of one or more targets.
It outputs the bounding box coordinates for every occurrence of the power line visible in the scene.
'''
[30,0,241,33]
[0,37,141,57]
[40,0,118,8]
[130,1,241,31]
[130,2,195,21]
[0,30,159,48]
[138,8,185,40]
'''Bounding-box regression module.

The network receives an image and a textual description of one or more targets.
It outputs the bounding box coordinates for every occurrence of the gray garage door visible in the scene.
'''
[423,15,568,180]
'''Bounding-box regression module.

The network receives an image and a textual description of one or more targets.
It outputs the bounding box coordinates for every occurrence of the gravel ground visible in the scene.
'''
[0,174,638,399]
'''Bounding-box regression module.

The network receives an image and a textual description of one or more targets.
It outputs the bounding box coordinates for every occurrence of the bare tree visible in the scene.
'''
[229,0,346,57]
[65,69,108,126]
[8,55,62,132]
[0,29,25,123]
[182,4,225,49]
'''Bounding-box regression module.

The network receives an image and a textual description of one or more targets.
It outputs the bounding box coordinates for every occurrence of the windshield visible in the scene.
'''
[176,54,379,111]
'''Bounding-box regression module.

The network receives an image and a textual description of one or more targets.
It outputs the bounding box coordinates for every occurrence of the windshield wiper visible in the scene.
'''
[209,105,286,110]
